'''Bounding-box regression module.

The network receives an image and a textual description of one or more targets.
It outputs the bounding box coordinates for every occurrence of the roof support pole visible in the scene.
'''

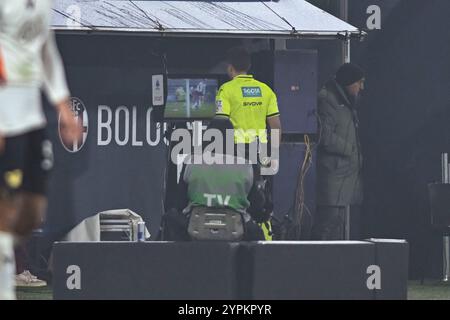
[340,0,350,63]
[339,0,349,22]
[343,36,351,63]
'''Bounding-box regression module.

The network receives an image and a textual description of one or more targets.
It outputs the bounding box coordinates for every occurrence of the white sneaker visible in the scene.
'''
[15,270,47,287]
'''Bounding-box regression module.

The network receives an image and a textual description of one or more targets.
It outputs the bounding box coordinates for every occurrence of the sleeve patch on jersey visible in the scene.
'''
[216,99,223,113]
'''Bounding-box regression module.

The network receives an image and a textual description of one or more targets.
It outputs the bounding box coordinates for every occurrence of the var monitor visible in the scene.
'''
[164,77,218,120]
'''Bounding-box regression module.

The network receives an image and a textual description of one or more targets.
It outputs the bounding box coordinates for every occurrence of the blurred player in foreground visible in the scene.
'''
[0,0,82,299]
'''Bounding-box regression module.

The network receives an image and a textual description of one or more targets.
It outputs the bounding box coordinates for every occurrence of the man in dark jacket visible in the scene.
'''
[313,63,365,240]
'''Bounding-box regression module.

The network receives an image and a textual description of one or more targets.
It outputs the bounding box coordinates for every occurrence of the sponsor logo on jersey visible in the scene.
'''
[17,16,45,42]
[241,87,262,97]
[59,97,89,153]
[243,101,263,107]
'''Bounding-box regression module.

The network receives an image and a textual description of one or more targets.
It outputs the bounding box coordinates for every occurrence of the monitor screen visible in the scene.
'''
[164,77,218,120]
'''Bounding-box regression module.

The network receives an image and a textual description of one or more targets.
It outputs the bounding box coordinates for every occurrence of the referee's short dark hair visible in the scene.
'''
[226,46,251,72]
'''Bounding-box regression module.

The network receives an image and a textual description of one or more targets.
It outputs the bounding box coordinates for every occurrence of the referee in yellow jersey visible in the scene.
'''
[215,46,282,240]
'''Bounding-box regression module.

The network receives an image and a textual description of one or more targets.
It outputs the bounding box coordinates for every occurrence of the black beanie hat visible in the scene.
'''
[336,63,365,87]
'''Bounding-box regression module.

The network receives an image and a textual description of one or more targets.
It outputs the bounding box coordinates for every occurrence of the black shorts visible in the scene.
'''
[0,129,53,196]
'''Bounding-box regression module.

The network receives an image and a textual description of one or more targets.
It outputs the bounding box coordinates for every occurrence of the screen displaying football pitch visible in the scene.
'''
[164,78,218,120]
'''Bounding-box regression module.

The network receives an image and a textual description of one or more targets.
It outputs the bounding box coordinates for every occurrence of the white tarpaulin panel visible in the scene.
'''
[52,0,360,38]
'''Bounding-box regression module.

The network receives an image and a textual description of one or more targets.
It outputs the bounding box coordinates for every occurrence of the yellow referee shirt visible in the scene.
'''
[215,75,280,143]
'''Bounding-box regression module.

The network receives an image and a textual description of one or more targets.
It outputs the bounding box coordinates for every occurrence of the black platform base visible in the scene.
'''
[52,240,408,300]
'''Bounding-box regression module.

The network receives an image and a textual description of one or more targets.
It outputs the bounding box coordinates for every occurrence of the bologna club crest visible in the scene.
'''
[59,97,89,153]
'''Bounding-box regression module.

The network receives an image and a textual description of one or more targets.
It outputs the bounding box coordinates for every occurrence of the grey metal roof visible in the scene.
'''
[52,0,362,39]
